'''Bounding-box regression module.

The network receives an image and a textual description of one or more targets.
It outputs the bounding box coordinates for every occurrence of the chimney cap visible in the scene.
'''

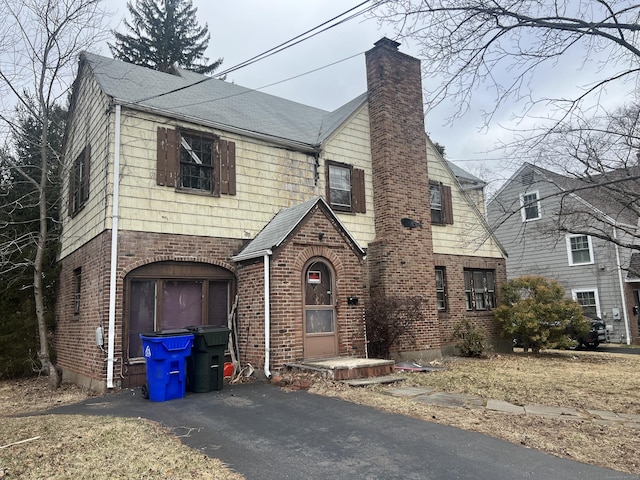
[374,37,401,50]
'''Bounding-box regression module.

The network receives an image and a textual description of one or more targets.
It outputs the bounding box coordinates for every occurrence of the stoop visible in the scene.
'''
[284,357,396,381]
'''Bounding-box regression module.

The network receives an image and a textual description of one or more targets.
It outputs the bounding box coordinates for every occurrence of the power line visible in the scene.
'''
[133,1,374,104]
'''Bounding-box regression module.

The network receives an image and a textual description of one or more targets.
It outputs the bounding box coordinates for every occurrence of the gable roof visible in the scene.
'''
[79,52,366,151]
[491,162,640,226]
[232,197,365,262]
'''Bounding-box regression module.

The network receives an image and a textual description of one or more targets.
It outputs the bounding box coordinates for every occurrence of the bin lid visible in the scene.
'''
[140,328,191,337]
[186,325,231,333]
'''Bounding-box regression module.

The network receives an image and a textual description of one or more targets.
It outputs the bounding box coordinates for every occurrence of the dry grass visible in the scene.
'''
[2,350,639,477]
[308,349,640,476]
[0,377,244,479]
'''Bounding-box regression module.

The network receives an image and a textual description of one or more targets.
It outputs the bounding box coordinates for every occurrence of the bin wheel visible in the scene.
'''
[141,384,149,399]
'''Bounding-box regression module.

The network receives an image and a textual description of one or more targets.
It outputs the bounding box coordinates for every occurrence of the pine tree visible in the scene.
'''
[109,0,222,75]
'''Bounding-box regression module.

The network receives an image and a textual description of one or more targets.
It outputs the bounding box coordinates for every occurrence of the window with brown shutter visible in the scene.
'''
[157,127,236,196]
[430,182,454,225]
[326,160,366,213]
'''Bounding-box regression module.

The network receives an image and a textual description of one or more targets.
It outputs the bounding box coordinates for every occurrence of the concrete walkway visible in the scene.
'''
[386,386,640,428]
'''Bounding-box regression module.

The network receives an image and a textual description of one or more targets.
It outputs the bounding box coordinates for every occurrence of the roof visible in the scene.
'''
[446,161,486,189]
[80,52,367,150]
[492,162,640,225]
[232,197,365,262]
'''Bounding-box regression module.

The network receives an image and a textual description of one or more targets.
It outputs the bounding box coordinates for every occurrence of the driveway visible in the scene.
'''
[49,382,635,480]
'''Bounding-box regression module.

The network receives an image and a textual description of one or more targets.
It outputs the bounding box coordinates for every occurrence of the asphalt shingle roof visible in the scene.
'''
[80,52,366,149]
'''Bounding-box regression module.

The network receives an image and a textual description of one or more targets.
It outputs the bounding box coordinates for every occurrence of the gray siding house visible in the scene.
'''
[487,163,639,345]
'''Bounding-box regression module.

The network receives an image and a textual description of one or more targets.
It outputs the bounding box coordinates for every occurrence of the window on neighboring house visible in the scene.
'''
[326,160,366,213]
[566,234,594,266]
[435,268,446,311]
[73,268,81,315]
[572,289,600,318]
[157,127,236,196]
[69,146,90,217]
[520,191,540,221]
[464,269,496,311]
[430,182,454,225]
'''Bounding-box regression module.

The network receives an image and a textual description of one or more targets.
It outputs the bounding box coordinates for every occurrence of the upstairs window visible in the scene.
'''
[326,160,366,213]
[520,191,540,221]
[430,182,453,225]
[464,269,496,311]
[567,234,594,266]
[157,127,236,196]
[69,146,90,217]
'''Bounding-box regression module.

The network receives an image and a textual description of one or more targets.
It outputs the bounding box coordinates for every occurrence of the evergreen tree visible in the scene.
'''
[109,0,222,75]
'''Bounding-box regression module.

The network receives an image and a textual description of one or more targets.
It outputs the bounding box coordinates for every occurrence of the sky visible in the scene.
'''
[100,1,636,188]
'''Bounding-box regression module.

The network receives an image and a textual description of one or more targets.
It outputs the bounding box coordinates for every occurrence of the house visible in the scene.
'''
[56,38,507,392]
[487,162,639,345]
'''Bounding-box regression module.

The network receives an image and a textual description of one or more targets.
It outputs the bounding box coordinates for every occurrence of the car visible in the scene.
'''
[573,317,607,349]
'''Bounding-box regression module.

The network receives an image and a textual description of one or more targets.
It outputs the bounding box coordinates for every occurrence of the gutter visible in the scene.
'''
[106,104,122,388]
[613,227,632,345]
[263,253,271,379]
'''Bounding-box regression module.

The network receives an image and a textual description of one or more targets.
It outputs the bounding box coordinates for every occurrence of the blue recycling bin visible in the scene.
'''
[140,330,194,402]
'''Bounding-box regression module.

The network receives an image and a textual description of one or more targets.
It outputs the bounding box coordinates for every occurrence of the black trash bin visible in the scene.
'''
[186,325,231,393]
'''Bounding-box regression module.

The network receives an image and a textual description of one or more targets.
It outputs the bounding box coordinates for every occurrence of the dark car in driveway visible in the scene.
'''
[573,318,607,348]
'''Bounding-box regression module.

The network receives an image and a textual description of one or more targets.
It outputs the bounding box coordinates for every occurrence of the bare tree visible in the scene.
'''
[0,0,108,388]
[375,1,640,248]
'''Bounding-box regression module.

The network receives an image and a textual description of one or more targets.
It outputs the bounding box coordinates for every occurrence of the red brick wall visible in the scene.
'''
[235,204,367,373]
[56,230,244,391]
[365,38,441,352]
[434,253,507,351]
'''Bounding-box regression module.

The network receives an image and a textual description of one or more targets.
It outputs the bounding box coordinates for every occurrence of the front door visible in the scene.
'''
[303,260,337,359]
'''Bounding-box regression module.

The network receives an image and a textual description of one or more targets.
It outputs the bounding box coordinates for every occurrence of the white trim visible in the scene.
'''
[519,190,541,222]
[571,288,601,318]
[566,234,595,266]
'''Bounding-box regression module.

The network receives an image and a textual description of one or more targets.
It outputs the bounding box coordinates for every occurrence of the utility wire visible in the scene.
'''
[133,1,374,104]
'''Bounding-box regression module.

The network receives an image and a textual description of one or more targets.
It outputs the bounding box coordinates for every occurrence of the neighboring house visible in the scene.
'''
[57,38,507,392]
[488,162,639,345]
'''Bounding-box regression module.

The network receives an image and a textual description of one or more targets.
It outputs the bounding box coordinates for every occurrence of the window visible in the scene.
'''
[69,146,90,216]
[157,127,236,196]
[435,268,446,311]
[572,289,600,318]
[430,182,453,225]
[126,262,234,359]
[520,191,540,221]
[180,133,213,191]
[566,234,594,266]
[73,268,82,315]
[464,269,496,311]
[326,160,366,213]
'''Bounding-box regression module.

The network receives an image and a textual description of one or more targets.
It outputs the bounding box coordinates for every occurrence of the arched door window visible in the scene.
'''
[304,260,337,358]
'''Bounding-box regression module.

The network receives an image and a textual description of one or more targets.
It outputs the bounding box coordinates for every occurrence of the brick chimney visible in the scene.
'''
[365,38,440,352]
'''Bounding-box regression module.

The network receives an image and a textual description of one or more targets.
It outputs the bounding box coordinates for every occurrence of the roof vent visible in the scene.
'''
[521,171,534,185]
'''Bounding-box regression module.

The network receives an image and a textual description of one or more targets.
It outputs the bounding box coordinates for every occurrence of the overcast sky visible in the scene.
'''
[101,1,635,185]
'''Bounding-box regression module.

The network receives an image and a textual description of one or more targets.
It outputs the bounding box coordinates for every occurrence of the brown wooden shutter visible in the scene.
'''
[68,163,75,216]
[352,168,366,213]
[156,127,177,187]
[442,184,454,224]
[219,139,236,195]
[82,145,91,203]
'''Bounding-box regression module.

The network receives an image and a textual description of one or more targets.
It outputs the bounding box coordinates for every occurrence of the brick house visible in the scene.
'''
[57,38,507,392]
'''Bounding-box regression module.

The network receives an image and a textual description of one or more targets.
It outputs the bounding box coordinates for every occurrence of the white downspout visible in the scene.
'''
[107,104,122,388]
[263,252,272,378]
[613,227,631,345]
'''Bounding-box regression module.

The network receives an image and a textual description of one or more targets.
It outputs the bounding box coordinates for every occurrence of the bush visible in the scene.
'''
[365,295,425,359]
[494,276,589,353]
[452,318,489,357]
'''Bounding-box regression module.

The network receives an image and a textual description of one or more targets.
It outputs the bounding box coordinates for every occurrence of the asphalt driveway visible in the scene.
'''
[48,382,636,480]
